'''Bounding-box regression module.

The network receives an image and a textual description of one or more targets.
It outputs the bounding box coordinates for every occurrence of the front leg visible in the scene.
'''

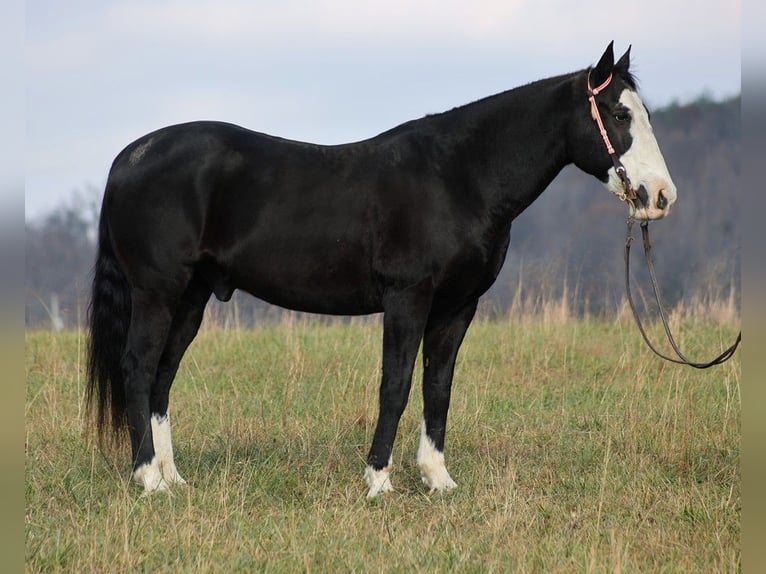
[418,301,477,493]
[365,279,434,497]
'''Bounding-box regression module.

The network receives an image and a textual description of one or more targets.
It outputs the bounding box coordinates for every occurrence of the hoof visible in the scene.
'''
[134,458,186,494]
[364,465,394,498]
[421,473,458,494]
[416,422,457,494]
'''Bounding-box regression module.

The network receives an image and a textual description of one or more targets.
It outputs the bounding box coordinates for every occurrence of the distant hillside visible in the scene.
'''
[485,96,741,315]
[25,97,741,328]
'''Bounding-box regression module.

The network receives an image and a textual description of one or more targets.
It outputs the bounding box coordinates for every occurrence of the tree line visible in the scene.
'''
[25,96,740,329]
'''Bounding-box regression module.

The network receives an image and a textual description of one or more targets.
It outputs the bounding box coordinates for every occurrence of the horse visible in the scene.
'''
[86,42,677,498]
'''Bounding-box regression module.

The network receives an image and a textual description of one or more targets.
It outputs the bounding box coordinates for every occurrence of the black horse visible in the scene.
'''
[87,42,676,497]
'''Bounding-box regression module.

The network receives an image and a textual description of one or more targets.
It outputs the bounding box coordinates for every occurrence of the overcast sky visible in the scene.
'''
[25,0,741,219]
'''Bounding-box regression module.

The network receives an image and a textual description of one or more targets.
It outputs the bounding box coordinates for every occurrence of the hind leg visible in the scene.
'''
[124,287,178,492]
[149,276,212,487]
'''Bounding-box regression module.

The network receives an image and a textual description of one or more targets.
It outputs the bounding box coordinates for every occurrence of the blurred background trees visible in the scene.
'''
[25,96,740,329]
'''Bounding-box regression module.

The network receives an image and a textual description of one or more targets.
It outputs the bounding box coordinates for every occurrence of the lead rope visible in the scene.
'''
[624,218,741,368]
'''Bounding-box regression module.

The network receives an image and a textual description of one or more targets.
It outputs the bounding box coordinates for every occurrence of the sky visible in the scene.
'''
[25,0,741,220]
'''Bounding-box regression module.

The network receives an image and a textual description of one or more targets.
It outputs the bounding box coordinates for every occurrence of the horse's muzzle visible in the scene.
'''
[631,185,674,220]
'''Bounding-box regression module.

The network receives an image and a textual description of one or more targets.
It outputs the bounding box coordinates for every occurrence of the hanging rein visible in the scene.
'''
[587,71,741,369]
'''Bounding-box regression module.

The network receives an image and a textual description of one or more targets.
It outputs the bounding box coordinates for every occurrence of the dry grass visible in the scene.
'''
[25,312,740,572]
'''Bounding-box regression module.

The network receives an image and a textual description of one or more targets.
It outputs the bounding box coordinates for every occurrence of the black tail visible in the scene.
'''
[86,203,131,442]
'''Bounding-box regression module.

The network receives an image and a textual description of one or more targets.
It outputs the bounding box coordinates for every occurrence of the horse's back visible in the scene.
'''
[102,121,386,312]
[100,119,506,315]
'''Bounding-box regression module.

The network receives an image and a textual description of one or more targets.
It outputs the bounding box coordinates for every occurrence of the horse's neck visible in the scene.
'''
[450,73,578,223]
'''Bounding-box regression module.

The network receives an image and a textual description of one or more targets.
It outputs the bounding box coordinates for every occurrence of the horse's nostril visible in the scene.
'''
[636,185,649,206]
[656,191,668,210]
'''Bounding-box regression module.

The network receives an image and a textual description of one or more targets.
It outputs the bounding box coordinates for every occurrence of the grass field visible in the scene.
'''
[25,314,740,572]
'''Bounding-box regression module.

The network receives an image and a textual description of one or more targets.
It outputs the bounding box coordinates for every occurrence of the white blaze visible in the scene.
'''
[608,90,677,220]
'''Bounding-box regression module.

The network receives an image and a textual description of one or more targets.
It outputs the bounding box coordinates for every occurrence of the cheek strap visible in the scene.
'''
[586,71,637,203]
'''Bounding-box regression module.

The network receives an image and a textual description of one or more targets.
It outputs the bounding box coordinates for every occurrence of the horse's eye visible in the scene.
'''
[614,111,631,123]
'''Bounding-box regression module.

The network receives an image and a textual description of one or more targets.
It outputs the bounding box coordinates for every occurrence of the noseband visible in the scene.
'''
[587,71,638,205]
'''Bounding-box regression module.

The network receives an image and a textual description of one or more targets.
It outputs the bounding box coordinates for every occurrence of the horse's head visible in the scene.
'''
[569,42,677,221]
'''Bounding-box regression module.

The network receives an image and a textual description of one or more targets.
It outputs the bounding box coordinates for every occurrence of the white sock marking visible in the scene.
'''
[417,420,457,493]
[364,456,394,498]
[134,412,186,493]
[151,412,187,486]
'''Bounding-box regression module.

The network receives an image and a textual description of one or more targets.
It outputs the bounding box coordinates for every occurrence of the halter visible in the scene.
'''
[586,70,638,205]
[594,69,742,368]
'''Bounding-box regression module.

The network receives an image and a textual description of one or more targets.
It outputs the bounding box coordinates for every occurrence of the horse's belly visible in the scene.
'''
[225,247,382,316]
[245,277,381,315]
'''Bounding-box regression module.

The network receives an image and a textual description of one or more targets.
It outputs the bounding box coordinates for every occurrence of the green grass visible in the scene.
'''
[25,316,740,572]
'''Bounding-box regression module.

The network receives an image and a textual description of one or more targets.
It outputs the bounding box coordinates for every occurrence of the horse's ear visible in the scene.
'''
[591,41,615,86]
[615,45,632,76]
